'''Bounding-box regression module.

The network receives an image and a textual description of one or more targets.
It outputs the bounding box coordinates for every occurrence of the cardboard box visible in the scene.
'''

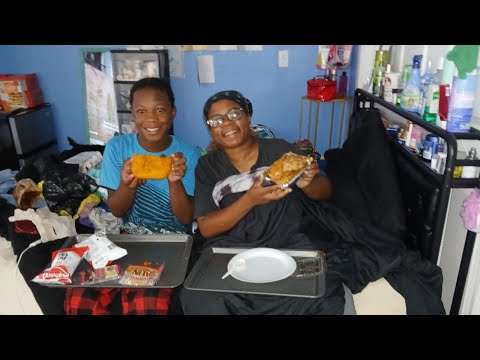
[0,73,39,92]
[0,87,44,111]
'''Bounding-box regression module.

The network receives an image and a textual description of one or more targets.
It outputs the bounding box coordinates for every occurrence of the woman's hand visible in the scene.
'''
[246,173,292,206]
[168,152,187,183]
[121,158,146,189]
[296,161,320,189]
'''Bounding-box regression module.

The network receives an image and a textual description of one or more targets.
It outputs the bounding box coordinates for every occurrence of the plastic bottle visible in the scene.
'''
[434,56,444,85]
[441,56,455,86]
[382,64,391,100]
[337,71,348,98]
[401,55,423,113]
[317,46,330,69]
[420,60,435,115]
[447,70,478,132]
[342,45,352,66]
[462,147,480,178]
[437,84,450,129]
[420,61,438,123]
[397,64,412,106]
[409,124,423,151]
[374,50,384,69]
[329,69,337,82]
[432,142,445,173]
[373,50,386,97]
[373,69,383,96]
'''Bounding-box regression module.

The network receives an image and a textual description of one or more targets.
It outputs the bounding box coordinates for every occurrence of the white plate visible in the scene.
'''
[227,248,297,284]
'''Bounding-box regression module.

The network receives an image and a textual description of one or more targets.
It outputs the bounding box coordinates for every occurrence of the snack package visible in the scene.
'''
[79,264,122,285]
[13,178,42,210]
[131,154,172,180]
[32,246,88,285]
[264,152,313,187]
[119,262,164,287]
[74,232,127,269]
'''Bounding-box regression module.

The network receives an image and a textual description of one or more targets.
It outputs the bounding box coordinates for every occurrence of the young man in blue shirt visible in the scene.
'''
[65,77,201,315]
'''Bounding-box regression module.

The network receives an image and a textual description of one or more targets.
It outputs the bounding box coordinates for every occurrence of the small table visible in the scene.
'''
[299,96,352,151]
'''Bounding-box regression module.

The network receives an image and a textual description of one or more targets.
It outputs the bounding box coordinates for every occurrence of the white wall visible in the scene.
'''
[438,189,470,313]
[354,45,377,90]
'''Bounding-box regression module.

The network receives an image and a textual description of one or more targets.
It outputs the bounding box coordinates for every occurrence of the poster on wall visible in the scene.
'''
[85,63,119,144]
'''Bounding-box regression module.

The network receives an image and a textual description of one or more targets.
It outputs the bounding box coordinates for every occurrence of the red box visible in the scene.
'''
[0,87,44,111]
[307,77,337,102]
[0,73,39,92]
[0,73,43,111]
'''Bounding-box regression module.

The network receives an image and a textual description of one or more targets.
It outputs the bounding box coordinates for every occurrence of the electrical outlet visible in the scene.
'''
[278,50,288,67]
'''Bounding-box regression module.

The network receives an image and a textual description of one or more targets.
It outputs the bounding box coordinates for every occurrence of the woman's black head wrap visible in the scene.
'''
[203,90,253,120]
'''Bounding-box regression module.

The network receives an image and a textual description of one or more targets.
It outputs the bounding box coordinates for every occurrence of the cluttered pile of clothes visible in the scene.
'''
[0,138,122,314]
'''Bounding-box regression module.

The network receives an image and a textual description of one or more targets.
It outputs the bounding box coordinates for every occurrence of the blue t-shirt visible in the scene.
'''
[100,134,201,234]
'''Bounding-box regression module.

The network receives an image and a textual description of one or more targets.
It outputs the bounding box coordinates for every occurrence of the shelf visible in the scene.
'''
[388,135,480,188]
[451,178,480,188]
[451,127,480,139]
[356,89,480,193]
[299,96,352,151]
[316,64,350,71]
[387,135,443,185]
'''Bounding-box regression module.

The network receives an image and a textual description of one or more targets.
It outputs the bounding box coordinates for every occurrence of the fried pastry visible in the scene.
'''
[264,152,312,186]
[131,153,172,180]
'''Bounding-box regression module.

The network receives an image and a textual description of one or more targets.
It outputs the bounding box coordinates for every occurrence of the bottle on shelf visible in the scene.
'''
[337,71,348,98]
[437,84,450,129]
[317,45,330,69]
[383,65,400,105]
[400,55,423,113]
[447,69,478,133]
[329,69,337,82]
[434,56,444,85]
[419,59,435,116]
[372,69,383,97]
[397,64,412,106]
[462,147,480,178]
[431,142,446,174]
[421,60,440,124]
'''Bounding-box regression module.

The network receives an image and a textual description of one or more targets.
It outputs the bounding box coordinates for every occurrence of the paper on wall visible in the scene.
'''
[238,45,263,51]
[197,55,215,84]
[164,45,185,78]
[127,45,165,50]
[183,45,209,51]
[217,45,238,51]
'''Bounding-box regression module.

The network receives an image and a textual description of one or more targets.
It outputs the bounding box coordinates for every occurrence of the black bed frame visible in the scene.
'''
[352,89,480,315]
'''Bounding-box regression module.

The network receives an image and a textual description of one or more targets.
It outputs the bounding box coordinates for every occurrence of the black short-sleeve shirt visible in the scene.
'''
[194,138,325,249]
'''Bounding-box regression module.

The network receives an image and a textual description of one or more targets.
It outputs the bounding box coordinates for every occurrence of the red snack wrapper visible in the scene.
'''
[32,246,88,285]
[79,264,122,285]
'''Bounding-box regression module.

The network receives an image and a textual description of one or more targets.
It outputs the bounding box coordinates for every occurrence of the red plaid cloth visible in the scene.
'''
[65,287,172,315]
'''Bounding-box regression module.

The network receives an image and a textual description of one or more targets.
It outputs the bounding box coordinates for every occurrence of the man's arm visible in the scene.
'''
[168,152,196,225]
[169,180,194,225]
[106,158,145,218]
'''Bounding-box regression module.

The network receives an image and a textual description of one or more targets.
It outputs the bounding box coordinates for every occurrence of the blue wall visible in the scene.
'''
[0,45,126,150]
[0,45,356,152]
[173,46,322,149]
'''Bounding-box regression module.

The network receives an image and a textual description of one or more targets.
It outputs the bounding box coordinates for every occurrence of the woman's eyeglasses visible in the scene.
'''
[206,108,244,128]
